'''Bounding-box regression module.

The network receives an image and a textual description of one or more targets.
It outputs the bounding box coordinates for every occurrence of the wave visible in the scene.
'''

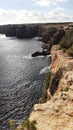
[22,54,33,60]
[22,54,51,59]
[39,65,51,74]
[47,54,51,58]
[0,34,6,38]
[7,54,51,60]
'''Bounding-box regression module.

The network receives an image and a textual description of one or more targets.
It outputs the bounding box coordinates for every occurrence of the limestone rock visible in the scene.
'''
[29,45,73,130]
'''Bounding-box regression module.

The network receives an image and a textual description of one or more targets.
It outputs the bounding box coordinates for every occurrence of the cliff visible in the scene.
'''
[16,28,73,130]
[0,23,72,39]
[5,25,18,37]
[16,24,39,39]
[29,45,73,130]
[0,24,39,38]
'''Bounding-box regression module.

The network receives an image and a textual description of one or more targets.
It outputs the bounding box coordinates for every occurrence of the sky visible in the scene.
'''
[0,0,73,25]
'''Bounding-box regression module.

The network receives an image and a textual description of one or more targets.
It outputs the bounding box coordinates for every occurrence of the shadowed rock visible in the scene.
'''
[41,27,57,43]
[0,25,7,34]
[16,24,39,39]
[0,24,39,38]
[32,51,49,57]
[42,29,65,52]
[32,29,65,57]
[52,29,65,44]
[5,25,17,37]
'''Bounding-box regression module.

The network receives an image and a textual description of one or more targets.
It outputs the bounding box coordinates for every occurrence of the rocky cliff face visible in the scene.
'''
[29,45,73,130]
[0,24,39,38]
[5,25,18,37]
[16,24,39,39]
[0,23,71,39]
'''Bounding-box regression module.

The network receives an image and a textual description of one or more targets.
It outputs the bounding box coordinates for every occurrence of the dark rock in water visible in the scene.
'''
[32,51,49,57]
[16,24,39,39]
[32,29,65,57]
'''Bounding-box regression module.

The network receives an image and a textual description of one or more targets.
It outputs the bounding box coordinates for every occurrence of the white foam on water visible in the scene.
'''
[0,34,6,38]
[22,54,51,59]
[47,54,51,58]
[22,54,33,60]
[33,37,39,40]
[39,66,51,74]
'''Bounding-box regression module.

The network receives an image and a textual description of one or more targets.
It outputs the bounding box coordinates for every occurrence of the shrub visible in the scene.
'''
[66,44,73,57]
[8,119,15,130]
[49,69,62,96]
[30,121,37,130]
[21,118,30,128]
[21,119,37,130]
[60,29,73,50]
[63,87,69,92]
[40,72,51,103]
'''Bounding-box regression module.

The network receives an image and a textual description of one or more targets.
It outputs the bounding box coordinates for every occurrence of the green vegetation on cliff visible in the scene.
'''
[9,119,37,130]
[39,72,51,103]
[60,29,73,57]
[16,119,37,130]
[40,69,62,103]
[49,69,62,96]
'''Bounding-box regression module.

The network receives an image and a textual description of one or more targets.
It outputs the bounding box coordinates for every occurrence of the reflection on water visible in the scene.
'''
[0,35,51,130]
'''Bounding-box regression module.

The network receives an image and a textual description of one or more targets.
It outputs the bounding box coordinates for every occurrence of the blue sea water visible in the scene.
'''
[0,35,51,130]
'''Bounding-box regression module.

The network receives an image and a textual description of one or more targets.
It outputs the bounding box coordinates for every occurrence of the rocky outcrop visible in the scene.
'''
[32,28,65,57]
[29,45,73,130]
[40,27,57,43]
[32,50,49,57]
[42,29,65,52]
[51,29,65,44]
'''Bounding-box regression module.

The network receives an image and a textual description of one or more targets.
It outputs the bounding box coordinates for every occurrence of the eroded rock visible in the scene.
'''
[29,45,73,130]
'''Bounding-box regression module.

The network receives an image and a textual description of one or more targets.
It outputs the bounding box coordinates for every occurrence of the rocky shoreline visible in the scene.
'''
[16,44,73,130]
[16,25,73,130]
[0,23,73,130]
[0,23,72,57]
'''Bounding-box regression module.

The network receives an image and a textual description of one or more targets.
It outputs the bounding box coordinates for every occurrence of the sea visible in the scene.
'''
[0,34,51,130]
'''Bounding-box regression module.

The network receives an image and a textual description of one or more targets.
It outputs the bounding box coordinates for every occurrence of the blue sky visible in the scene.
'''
[0,0,73,24]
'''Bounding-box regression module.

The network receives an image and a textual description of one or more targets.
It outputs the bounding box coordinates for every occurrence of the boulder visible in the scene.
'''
[32,51,49,57]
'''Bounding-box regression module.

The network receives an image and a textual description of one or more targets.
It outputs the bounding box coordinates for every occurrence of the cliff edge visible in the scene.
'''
[29,45,73,130]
